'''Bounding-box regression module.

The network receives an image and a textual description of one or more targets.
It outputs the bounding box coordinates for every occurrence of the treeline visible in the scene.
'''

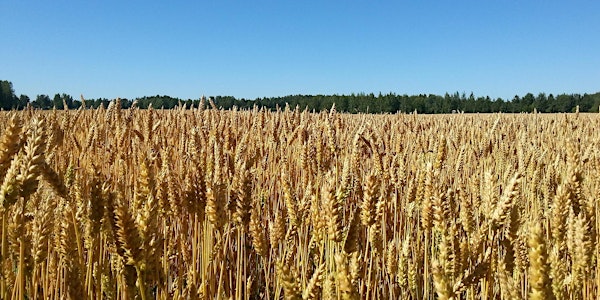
[223,92,600,113]
[2,80,600,113]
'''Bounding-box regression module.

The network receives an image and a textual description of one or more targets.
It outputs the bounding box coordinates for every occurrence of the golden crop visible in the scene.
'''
[0,102,599,299]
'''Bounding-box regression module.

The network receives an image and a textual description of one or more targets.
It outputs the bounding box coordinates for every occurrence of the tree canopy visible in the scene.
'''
[2,80,600,113]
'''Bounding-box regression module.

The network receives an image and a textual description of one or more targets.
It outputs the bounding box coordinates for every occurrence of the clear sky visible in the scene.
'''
[1,1,599,100]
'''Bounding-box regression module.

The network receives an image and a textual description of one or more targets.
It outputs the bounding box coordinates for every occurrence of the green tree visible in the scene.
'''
[556,94,574,112]
[53,93,63,109]
[546,94,556,112]
[522,93,535,112]
[34,94,52,109]
[580,93,595,112]
[0,80,18,110]
[511,95,521,112]
[533,93,548,112]
[17,95,30,109]
[63,93,74,109]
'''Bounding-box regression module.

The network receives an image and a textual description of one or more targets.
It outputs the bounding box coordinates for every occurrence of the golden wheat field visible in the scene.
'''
[0,101,599,300]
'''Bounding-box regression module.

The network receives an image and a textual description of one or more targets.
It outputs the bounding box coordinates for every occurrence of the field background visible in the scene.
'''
[0,104,599,299]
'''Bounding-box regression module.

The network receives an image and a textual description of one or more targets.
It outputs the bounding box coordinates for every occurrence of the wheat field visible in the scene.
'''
[0,101,599,299]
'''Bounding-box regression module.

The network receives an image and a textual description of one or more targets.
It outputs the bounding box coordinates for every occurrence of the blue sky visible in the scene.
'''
[1,1,599,100]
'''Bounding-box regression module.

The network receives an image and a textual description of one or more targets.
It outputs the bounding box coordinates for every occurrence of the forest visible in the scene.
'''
[2,80,600,113]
